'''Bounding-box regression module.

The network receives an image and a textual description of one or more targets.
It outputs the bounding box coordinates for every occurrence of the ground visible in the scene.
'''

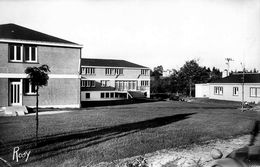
[0,100,258,167]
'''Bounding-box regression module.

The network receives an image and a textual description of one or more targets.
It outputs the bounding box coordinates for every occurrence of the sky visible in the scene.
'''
[0,0,259,71]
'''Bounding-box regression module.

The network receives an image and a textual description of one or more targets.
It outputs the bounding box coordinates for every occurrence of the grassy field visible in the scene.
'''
[0,101,258,167]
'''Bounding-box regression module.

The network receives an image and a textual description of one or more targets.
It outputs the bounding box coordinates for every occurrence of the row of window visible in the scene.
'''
[81,80,95,87]
[141,80,149,86]
[81,80,150,88]
[214,86,260,97]
[100,92,127,99]
[115,81,137,91]
[82,68,95,75]
[9,44,37,63]
[81,67,149,76]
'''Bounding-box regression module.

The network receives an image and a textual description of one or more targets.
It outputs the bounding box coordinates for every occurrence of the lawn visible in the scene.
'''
[0,101,258,167]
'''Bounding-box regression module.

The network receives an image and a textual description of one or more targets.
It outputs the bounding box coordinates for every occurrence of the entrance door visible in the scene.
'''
[10,81,22,106]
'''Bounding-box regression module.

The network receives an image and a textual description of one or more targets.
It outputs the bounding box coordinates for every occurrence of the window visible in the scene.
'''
[115,80,137,90]
[105,68,113,75]
[81,80,95,87]
[24,79,36,95]
[105,92,109,98]
[115,92,119,98]
[110,92,114,98]
[9,44,38,63]
[214,86,223,95]
[105,68,123,75]
[101,92,104,98]
[82,67,95,75]
[233,87,239,96]
[250,87,260,97]
[141,80,149,86]
[24,45,37,62]
[141,69,149,75]
[85,93,90,99]
[115,68,123,75]
[9,44,23,62]
[101,80,109,87]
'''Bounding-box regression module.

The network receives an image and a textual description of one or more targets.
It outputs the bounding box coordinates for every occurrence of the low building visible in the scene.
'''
[80,58,150,103]
[195,73,260,104]
[0,23,82,108]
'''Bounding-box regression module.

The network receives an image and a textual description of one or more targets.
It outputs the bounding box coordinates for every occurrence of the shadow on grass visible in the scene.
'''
[0,113,195,166]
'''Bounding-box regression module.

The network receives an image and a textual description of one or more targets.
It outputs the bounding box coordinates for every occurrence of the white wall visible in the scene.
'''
[81,91,126,101]
[195,83,209,98]
[209,83,260,103]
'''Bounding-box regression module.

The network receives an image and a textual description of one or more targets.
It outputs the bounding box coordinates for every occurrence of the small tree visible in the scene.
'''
[25,65,50,144]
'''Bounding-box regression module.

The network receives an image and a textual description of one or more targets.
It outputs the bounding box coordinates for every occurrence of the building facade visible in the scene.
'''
[0,24,82,108]
[80,58,150,102]
[195,73,260,104]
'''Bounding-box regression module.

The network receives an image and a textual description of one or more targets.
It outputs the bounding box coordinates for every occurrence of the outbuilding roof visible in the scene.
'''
[210,73,260,83]
[81,58,148,68]
[0,23,79,45]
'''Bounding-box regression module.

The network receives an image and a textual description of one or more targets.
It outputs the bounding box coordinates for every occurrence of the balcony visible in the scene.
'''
[115,86,149,92]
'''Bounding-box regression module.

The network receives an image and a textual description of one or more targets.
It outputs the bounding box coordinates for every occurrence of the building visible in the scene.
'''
[80,58,150,103]
[162,69,173,77]
[195,73,260,104]
[0,23,82,108]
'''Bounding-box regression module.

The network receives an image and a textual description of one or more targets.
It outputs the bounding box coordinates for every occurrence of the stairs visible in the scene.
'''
[127,91,146,99]
[1,106,28,116]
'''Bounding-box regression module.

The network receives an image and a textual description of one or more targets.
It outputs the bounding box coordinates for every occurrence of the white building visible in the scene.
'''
[80,58,150,106]
[195,73,260,104]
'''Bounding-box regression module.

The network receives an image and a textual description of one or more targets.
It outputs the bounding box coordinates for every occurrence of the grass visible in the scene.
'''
[0,100,258,167]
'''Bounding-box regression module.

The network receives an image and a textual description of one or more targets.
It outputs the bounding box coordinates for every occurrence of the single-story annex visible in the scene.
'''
[195,73,260,104]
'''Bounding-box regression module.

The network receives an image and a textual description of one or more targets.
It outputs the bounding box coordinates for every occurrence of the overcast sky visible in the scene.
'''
[0,0,259,71]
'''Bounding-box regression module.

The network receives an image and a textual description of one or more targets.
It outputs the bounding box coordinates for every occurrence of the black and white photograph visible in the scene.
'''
[0,0,260,166]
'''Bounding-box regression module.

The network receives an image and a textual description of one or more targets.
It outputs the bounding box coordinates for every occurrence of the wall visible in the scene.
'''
[23,78,80,108]
[0,78,8,106]
[82,67,150,80]
[0,42,81,107]
[81,91,126,101]
[209,83,260,103]
[0,43,81,75]
[195,83,209,98]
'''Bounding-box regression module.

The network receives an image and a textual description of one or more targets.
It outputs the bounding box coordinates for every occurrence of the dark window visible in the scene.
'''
[115,93,119,98]
[101,93,104,98]
[24,79,36,95]
[16,46,21,60]
[86,93,90,98]
[31,47,36,61]
[106,92,109,98]
[110,92,114,98]
[24,46,30,61]
[9,45,14,60]
[24,79,29,94]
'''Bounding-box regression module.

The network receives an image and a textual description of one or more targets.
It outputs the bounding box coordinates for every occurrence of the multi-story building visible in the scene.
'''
[80,58,150,103]
[0,23,82,108]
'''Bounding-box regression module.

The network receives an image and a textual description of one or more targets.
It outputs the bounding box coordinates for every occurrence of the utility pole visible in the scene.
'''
[241,62,245,112]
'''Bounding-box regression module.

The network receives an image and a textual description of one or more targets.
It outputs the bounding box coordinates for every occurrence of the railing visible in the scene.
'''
[115,86,149,91]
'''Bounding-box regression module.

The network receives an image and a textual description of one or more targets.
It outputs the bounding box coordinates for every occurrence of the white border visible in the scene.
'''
[27,104,80,108]
[0,73,80,79]
[81,65,150,70]
[80,78,150,81]
[0,39,82,48]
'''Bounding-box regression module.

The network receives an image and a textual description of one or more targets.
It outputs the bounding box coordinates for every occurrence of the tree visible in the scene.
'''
[151,65,163,80]
[25,65,50,144]
[178,60,202,97]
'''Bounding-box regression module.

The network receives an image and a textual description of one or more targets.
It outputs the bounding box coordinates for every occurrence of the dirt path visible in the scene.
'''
[93,135,250,167]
